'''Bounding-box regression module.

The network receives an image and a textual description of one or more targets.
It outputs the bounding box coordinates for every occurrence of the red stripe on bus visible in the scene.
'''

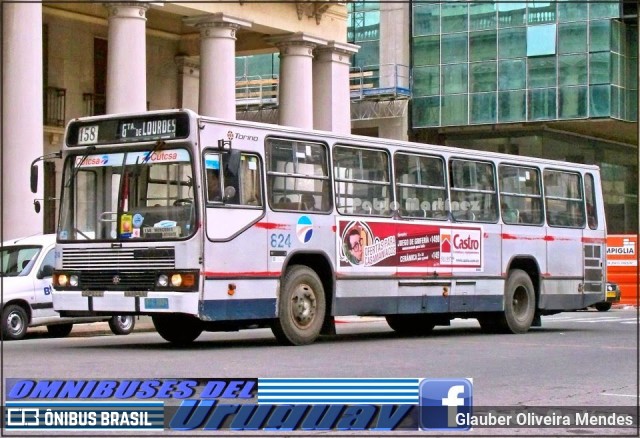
[253,222,289,230]
[204,271,280,278]
[582,237,606,244]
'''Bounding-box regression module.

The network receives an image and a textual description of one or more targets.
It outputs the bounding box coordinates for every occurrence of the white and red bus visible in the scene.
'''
[39,109,607,345]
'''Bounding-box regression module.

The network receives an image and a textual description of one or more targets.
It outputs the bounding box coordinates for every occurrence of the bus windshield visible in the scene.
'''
[58,147,196,241]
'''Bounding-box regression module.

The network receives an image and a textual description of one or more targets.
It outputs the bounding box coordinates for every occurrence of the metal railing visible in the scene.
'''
[349,64,411,100]
[44,86,66,127]
[83,93,106,117]
[235,74,279,107]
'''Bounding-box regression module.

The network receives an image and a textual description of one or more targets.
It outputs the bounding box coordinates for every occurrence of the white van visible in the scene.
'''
[1,234,135,340]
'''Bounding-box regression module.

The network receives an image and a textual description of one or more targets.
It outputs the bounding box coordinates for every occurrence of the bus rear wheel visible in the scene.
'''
[152,314,203,346]
[271,266,326,346]
[47,323,73,338]
[500,269,536,334]
[386,314,436,336]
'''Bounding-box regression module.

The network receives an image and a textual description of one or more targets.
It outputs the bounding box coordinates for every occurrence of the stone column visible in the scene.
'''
[175,56,200,112]
[185,14,251,119]
[104,2,149,114]
[2,2,44,239]
[268,33,326,130]
[313,41,359,134]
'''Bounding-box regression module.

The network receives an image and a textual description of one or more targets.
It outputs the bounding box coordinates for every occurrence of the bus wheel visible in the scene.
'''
[47,323,73,338]
[502,269,536,334]
[594,302,612,312]
[1,305,29,340]
[152,314,202,346]
[271,266,326,346]
[385,315,436,336]
[109,315,136,335]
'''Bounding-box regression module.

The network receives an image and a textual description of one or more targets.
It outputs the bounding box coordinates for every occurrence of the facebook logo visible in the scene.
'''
[419,378,473,430]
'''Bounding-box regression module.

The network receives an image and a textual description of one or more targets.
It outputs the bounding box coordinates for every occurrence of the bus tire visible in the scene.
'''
[594,302,612,312]
[47,323,73,338]
[502,269,536,334]
[386,315,436,336]
[1,305,29,340]
[109,315,135,335]
[271,266,326,346]
[152,314,202,346]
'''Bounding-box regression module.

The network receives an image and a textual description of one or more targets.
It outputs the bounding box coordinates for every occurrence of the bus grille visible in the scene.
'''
[62,247,175,291]
[62,247,175,270]
[80,270,159,291]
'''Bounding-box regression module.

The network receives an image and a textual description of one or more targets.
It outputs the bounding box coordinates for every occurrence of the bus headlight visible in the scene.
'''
[157,274,169,287]
[155,271,198,291]
[56,273,69,287]
[171,274,183,287]
[69,275,79,287]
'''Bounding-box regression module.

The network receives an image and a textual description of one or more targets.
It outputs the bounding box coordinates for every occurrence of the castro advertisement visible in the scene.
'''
[337,219,483,271]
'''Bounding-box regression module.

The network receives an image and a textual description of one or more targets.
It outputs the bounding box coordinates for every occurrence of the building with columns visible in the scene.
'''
[1,1,358,240]
[1,1,637,240]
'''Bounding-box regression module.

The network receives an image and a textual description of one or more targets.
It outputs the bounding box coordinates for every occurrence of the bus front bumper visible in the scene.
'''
[52,290,200,316]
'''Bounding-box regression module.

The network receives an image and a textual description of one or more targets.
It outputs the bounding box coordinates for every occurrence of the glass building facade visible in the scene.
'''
[411,1,638,127]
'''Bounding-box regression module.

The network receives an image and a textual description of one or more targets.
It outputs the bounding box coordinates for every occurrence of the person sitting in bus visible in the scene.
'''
[207,169,221,202]
[301,194,317,211]
[502,202,519,224]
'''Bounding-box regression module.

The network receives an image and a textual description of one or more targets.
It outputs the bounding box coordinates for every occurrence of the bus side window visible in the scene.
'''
[585,173,598,229]
[544,170,585,228]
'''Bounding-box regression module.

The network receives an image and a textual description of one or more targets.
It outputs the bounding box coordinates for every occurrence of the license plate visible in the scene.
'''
[144,298,169,309]
[606,291,617,299]
[82,290,104,297]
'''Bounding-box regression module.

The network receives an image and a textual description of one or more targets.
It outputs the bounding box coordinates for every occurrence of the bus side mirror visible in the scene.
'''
[30,164,38,193]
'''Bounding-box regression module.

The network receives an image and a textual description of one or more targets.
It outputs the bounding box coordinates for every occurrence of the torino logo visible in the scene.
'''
[453,234,480,250]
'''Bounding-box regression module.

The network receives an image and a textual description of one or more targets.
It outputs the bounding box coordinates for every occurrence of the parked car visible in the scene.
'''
[1,234,135,340]
[591,282,622,312]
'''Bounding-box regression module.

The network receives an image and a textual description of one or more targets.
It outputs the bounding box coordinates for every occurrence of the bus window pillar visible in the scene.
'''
[313,42,359,135]
[104,3,149,114]
[186,14,251,120]
[267,33,326,130]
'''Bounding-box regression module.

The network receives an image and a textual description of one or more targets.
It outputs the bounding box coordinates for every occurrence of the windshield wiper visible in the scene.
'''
[64,145,96,188]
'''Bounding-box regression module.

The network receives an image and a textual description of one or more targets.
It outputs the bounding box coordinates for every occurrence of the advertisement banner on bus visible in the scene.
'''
[337,219,483,271]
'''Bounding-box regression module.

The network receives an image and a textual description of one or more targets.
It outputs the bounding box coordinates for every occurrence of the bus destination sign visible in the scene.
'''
[67,112,190,147]
[119,118,177,141]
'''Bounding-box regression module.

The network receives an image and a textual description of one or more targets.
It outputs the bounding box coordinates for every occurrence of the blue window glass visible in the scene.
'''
[527,24,557,56]
[527,1,556,24]
[498,2,526,28]
[470,30,497,62]
[528,56,557,88]
[469,3,496,31]
[413,36,440,66]
[442,64,468,94]
[498,27,526,59]
[589,52,610,85]
[529,88,556,120]
[590,2,619,19]
[559,54,587,86]
[558,0,587,22]
[589,85,610,117]
[442,94,468,125]
[413,66,440,96]
[498,59,526,90]
[590,20,611,52]
[442,33,468,63]
[414,4,440,36]
[412,96,440,127]
[498,90,526,122]
[470,92,497,124]
[470,62,497,92]
[442,3,468,33]
[559,86,587,118]
[558,22,587,54]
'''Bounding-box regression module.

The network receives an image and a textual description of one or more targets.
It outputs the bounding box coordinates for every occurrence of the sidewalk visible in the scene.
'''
[68,315,156,337]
